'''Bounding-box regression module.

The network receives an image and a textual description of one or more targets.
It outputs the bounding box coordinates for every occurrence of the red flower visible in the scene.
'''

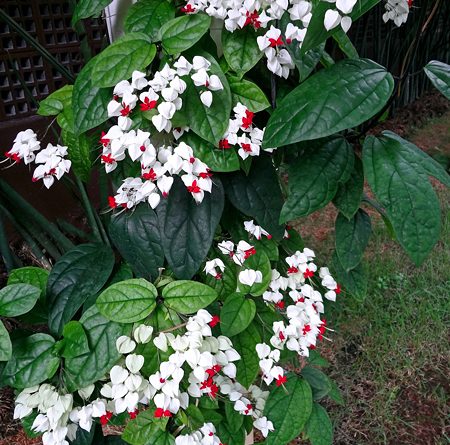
[108,196,117,209]
[303,268,314,279]
[269,36,283,47]
[181,3,195,13]
[335,284,342,294]
[209,315,220,327]
[140,97,157,111]
[187,180,201,194]
[276,374,287,387]
[287,266,299,274]
[241,110,254,129]
[219,139,231,149]
[100,411,113,425]
[142,168,157,181]
[99,131,110,147]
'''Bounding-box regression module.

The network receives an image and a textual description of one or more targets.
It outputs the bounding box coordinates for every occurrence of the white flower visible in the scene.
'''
[133,325,153,344]
[324,9,342,31]
[200,90,213,107]
[125,354,145,374]
[253,416,274,437]
[239,269,263,286]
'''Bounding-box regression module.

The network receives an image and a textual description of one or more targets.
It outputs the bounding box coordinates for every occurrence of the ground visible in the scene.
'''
[0,93,449,445]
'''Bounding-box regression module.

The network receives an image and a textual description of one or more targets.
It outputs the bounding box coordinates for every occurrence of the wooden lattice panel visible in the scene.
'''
[0,0,107,121]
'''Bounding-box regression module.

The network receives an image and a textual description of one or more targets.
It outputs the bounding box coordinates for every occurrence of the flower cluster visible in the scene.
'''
[180,0,314,77]
[322,0,357,32]
[219,103,274,160]
[175,422,223,445]
[382,0,411,26]
[13,383,100,445]
[4,130,71,189]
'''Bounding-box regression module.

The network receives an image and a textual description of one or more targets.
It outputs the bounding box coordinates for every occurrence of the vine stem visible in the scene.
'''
[159,321,188,334]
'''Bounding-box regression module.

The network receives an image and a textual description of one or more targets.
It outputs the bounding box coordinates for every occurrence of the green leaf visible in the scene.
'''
[157,177,224,279]
[301,0,382,53]
[122,410,175,445]
[72,0,113,25]
[380,131,450,187]
[124,0,176,42]
[65,305,125,391]
[217,424,246,445]
[72,57,111,134]
[263,374,313,445]
[183,131,240,173]
[61,129,94,182]
[184,51,231,145]
[222,155,285,239]
[305,403,333,445]
[363,132,446,265]
[38,85,73,116]
[281,138,354,221]
[308,350,330,368]
[109,205,164,280]
[185,404,205,430]
[0,321,11,361]
[262,59,393,148]
[220,293,256,337]
[301,366,332,399]
[162,280,218,314]
[424,60,450,100]
[237,250,272,297]
[8,266,49,294]
[225,401,244,433]
[332,253,367,300]
[222,27,263,77]
[333,29,359,59]
[92,33,156,87]
[62,320,90,358]
[0,283,40,317]
[228,76,271,112]
[328,379,344,405]
[97,279,157,323]
[47,244,115,336]
[335,209,371,271]
[233,322,261,388]
[333,155,364,219]
[161,14,211,55]
[2,333,59,388]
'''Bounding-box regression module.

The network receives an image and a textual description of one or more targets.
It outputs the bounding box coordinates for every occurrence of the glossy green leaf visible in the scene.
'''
[157,177,224,279]
[335,209,372,271]
[183,131,240,173]
[162,280,218,314]
[161,14,211,55]
[363,132,448,264]
[233,322,261,388]
[124,0,176,42]
[305,403,333,445]
[72,0,113,25]
[92,33,156,87]
[332,253,367,300]
[97,278,157,323]
[72,57,111,134]
[328,379,345,405]
[2,333,59,389]
[281,138,354,222]
[222,155,285,239]
[262,59,394,148]
[61,129,94,182]
[62,320,90,358]
[37,85,73,116]
[424,60,450,100]
[47,244,115,335]
[301,366,332,399]
[217,424,246,445]
[109,205,164,280]
[0,321,11,361]
[0,283,40,317]
[264,374,313,445]
[222,27,263,77]
[122,410,175,445]
[237,250,272,297]
[228,76,271,112]
[65,305,125,391]
[301,0,382,53]
[8,266,49,294]
[184,51,231,145]
[220,293,256,337]
[333,155,364,219]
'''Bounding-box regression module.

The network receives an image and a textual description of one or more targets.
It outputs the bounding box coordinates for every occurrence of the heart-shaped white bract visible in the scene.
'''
[324,9,341,31]
[336,0,357,14]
